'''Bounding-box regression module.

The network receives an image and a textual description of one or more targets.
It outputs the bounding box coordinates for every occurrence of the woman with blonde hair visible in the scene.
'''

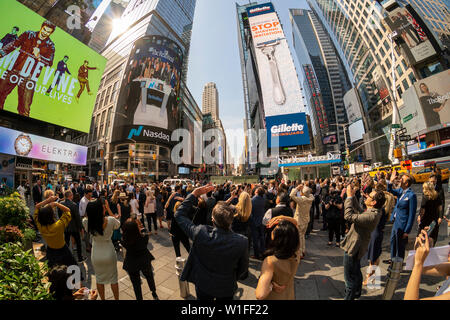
[228,189,252,238]
[144,189,157,235]
[417,181,442,246]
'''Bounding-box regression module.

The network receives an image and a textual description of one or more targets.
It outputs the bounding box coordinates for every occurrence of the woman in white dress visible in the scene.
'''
[83,198,121,300]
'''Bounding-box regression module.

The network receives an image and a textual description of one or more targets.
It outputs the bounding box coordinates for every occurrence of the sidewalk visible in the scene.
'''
[32,188,449,300]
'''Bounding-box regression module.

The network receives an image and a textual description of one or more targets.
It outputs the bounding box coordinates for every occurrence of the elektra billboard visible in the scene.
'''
[246,2,306,117]
[112,35,183,145]
[0,126,87,165]
[0,0,106,133]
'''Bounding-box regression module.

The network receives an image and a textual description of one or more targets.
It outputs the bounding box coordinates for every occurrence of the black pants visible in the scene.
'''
[195,286,233,301]
[128,265,156,300]
[322,206,328,230]
[146,213,158,232]
[46,245,78,269]
[328,219,340,243]
[65,231,83,260]
[172,234,191,257]
[341,215,347,237]
[314,196,321,219]
[343,252,362,300]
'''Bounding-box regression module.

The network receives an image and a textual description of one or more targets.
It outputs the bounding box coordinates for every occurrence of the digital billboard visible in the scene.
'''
[384,5,437,65]
[247,3,306,118]
[112,35,183,145]
[266,113,310,148]
[413,69,450,130]
[322,134,337,145]
[0,0,106,133]
[0,126,87,165]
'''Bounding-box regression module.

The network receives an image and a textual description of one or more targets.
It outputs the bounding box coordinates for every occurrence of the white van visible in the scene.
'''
[163,178,194,189]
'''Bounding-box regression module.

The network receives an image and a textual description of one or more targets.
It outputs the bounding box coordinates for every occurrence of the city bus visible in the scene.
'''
[408,143,450,171]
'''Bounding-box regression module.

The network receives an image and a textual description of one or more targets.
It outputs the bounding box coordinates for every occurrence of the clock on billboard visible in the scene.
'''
[14,134,33,156]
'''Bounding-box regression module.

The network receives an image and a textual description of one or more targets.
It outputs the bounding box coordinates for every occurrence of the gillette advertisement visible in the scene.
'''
[247,3,306,118]
[266,113,310,148]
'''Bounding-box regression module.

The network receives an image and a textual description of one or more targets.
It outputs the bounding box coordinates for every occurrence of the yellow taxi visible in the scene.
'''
[413,167,450,183]
[368,165,407,178]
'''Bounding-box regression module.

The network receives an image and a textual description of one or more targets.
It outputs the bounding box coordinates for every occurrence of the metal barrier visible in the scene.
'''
[175,257,190,298]
[382,257,404,300]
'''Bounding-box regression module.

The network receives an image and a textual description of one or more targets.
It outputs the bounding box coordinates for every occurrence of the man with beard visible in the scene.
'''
[0,20,56,116]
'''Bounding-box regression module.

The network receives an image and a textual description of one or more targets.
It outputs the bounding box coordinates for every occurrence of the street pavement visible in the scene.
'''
[33,184,449,300]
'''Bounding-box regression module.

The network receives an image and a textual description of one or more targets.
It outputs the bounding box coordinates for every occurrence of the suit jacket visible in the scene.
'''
[138,191,146,213]
[341,197,382,260]
[250,195,266,227]
[32,184,42,204]
[387,183,417,234]
[175,194,248,298]
[60,199,82,233]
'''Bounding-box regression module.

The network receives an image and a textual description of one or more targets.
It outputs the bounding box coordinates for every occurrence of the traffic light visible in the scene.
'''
[129,144,135,157]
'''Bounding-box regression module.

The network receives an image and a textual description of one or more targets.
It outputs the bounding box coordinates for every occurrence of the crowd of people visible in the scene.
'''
[26,166,449,300]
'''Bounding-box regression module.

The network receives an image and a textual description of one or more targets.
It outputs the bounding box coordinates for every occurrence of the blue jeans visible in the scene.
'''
[343,252,362,300]
[251,224,265,258]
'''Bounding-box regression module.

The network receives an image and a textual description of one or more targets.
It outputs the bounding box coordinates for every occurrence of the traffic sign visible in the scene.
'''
[399,135,411,141]
[401,160,412,170]
[403,114,413,123]
[397,128,407,135]
[392,124,402,129]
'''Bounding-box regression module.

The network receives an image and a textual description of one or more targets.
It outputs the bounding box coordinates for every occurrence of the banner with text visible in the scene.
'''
[0,0,106,132]
[0,126,87,165]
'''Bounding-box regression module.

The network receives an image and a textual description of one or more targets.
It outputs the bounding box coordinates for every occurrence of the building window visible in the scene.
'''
[402,79,409,91]
[397,85,403,98]
[383,40,390,51]
[396,64,403,77]
[408,72,417,84]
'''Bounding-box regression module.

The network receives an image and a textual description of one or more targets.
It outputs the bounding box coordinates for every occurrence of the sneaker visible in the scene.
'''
[327,242,333,246]
[335,243,340,247]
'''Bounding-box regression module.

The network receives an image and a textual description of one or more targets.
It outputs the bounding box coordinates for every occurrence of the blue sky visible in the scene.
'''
[187,0,310,163]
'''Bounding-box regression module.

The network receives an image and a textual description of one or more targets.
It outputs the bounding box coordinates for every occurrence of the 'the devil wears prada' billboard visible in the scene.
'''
[266,113,310,148]
[0,0,106,133]
[246,2,306,118]
[112,35,183,145]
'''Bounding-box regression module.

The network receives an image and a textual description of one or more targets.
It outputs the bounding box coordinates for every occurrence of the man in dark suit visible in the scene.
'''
[138,186,147,225]
[174,185,248,300]
[250,187,267,260]
[32,179,43,205]
[59,190,85,262]
[387,170,417,261]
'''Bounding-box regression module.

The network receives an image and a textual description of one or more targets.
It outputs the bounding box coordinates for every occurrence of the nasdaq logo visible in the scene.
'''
[128,126,143,139]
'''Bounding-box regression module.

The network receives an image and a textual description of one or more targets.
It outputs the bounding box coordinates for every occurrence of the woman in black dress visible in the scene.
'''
[121,218,158,300]
[417,181,442,247]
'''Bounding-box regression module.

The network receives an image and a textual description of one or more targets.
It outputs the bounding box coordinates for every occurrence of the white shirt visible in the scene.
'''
[79,196,89,217]
[130,199,140,214]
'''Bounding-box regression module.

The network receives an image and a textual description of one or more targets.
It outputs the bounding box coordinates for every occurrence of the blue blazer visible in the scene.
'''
[387,183,417,234]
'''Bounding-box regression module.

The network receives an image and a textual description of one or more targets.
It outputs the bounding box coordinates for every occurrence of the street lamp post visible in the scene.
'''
[329,123,350,164]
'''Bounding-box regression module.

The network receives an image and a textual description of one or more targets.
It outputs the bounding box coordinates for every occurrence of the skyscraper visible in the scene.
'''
[87,0,197,180]
[290,8,352,153]
[308,0,448,162]
[202,82,219,122]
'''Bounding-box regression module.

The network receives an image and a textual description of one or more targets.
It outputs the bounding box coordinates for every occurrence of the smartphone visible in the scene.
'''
[427,221,436,237]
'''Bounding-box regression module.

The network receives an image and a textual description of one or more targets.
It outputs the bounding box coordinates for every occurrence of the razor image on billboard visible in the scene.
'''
[247,2,306,117]
[0,0,106,133]
[113,35,183,144]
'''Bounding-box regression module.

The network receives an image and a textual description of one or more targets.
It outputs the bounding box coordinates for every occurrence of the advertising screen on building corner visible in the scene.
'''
[0,0,107,133]
[246,2,306,118]
[112,35,183,145]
